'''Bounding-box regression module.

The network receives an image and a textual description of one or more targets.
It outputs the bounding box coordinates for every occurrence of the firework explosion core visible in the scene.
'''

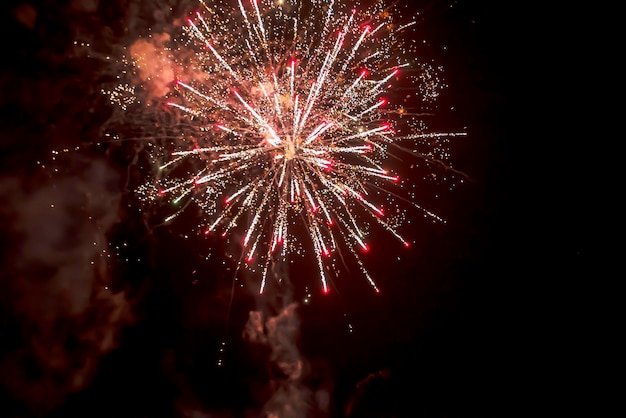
[106,0,466,295]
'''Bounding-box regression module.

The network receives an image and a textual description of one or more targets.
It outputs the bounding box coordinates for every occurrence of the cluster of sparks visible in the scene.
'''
[129,0,465,294]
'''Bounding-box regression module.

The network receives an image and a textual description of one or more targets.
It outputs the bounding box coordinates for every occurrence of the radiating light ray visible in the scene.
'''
[125,0,466,295]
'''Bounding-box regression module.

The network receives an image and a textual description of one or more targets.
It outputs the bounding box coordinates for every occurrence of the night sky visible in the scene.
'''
[1,0,588,417]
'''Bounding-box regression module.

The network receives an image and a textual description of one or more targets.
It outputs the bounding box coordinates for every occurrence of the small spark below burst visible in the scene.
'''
[112,0,469,295]
[216,340,227,367]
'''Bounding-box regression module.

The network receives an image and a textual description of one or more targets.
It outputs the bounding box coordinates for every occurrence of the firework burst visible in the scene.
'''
[123,0,466,294]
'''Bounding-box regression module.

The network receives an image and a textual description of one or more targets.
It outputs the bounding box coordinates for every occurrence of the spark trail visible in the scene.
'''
[129,0,466,295]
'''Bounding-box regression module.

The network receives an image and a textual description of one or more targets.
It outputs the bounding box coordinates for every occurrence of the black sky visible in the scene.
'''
[0,0,589,417]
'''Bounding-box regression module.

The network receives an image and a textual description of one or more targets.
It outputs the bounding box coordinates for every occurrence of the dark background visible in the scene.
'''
[0,0,593,417]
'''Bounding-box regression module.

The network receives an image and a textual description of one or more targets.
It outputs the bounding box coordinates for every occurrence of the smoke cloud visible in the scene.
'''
[244,303,314,418]
[239,262,331,418]
[0,157,133,415]
[129,33,176,98]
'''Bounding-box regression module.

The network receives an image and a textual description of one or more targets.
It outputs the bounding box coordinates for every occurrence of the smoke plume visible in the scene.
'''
[0,157,133,415]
